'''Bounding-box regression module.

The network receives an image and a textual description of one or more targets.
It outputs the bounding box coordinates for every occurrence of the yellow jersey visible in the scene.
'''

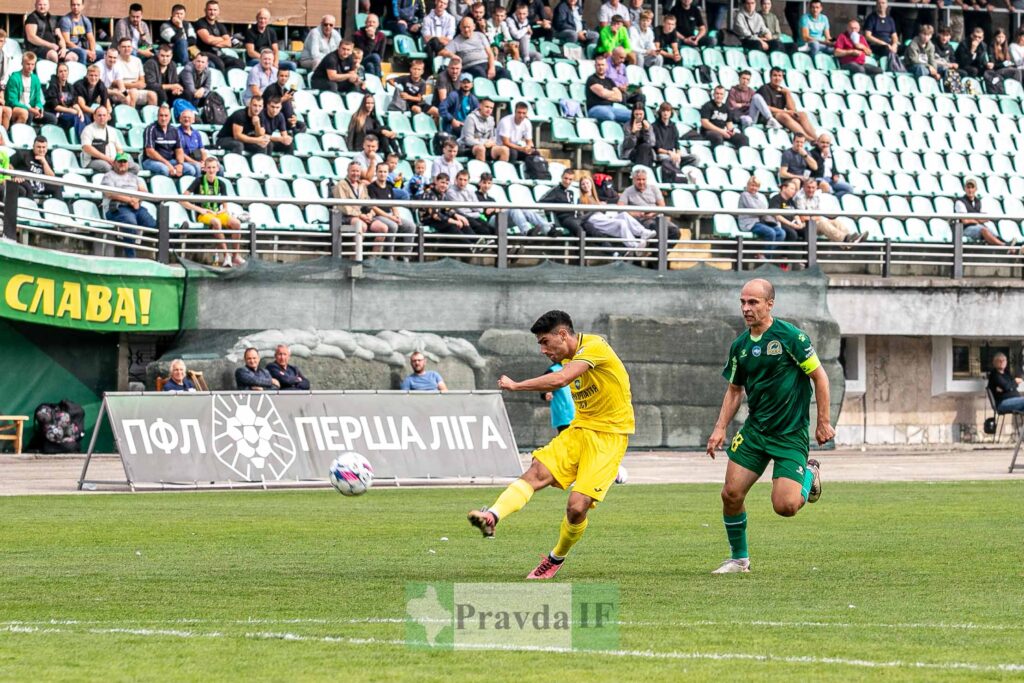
[564,333,635,435]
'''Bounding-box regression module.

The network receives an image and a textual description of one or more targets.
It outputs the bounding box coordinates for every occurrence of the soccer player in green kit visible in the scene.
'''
[706,278,835,573]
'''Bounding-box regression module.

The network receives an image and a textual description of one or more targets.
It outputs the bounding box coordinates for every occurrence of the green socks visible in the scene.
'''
[724,512,748,560]
[800,466,815,502]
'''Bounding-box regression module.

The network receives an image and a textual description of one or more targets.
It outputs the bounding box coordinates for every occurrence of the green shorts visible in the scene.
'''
[727,426,809,484]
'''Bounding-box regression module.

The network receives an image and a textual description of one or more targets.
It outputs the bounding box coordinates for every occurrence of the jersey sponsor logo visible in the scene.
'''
[804,345,815,358]
[740,348,748,358]
[751,345,762,357]
[796,465,803,474]
[766,340,783,356]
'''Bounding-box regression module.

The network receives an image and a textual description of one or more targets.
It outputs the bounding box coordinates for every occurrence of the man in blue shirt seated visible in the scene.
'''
[235,347,281,390]
[162,358,196,391]
[400,351,448,392]
[265,344,311,390]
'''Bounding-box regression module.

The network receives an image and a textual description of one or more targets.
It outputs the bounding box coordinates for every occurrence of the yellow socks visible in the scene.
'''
[489,479,534,521]
[551,516,589,559]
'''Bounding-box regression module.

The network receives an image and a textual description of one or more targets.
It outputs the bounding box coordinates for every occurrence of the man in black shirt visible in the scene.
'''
[258,97,293,153]
[388,60,438,119]
[671,0,716,47]
[262,69,305,133]
[311,41,363,93]
[243,8,298,71]
[700,86,749,148]
[655,15,683,65]
[217,96,269,154]
[367,163,416,256]
[10,136,62,198]
[585,57,630,123]
[767,178,804,241]
[988,352,1024,413]
[756,67,817,140]
[194,0,243,71]
[144,44,183,106]
[419,173,475,245]
[25,0,67,62]
[72,64,110,121]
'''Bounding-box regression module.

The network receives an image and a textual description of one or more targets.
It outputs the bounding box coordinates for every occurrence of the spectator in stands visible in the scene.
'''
[181,157,244,267]
[98,46,134,107]
[10,136,62,199]
[346,93,397,156]
[489,4,513,56]
[701,86,750,149]
[446,16,510,79]
[402,351,448,391]
[758,67,817,139]
[101,153,153,258]
[334,160,391,252]
[769,177,805,242]
[266,345,311,391]
[117,37,157,106]
[834,18,882,75]
[758,0,783,42]
[553,0,597,46]
[383,154,410,200]
[727,70,778,129]
[431,56,462,111]
[159,4,196,66]
[81,106,132,172]
[963,0,993,42]
[388,60,437,119]
[906,24,940,79]
[655,15,683,65]
[72,63,108,124]
[737,175,786,249]
[620,167,681,241]
[955,177,1017,249]
[353,13,386,77]
[387,0,425,38]
[1009,28,1024,70]
[621,105,655,166]
[300,15,340,71]
[262,68,303,134]
[586,56,631,122]
[259,97,293,154]
[778,132,816,182]
[145,43,183,106]
[440,73,479,135]
[539,169,592,237]
[794,177,861,243]
[519,0,554,40]
[578,174,654,249]
[652,102,698,180]
[460,98,509,162]
[671,0,716,48]
[733,0,781,52]
[59,0,96,63]
[424,0,457,69]
[808,133,853,198]
[353,134,381,181]
[44,62,82,135]
[194,0,244,71]
[162,359,196,391]
[605,46,634,92]
[505,2,542,63]
[0,30,11,129]
[367,163,416,255]
[989,29,1022,82]
[956,27,993,77]
[419,172,476,243]
[244,48,276,105]
[143,103,198,177]
[446,168,496,235]
[987,352,1024,413]
[479,172,549,235]
[496,101,536,163]
[180,52,210,109]
[798,0,833,56]
[864,0,900,61]
[935,25,960,78]
[431,139,464,181]
[114,3,154,59]
[235,348,279,390]
[311,41,364,94]
[217,95,268,154]
[176,108,208,169]
[7,53,48,126]
[599,0,631,27]
[244,8,296,71]
[26,0,70,64]
[596,15,633,59]
[629,10,661,67]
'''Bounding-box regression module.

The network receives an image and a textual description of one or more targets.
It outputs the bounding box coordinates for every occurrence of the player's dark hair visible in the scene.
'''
[531,310,575,335]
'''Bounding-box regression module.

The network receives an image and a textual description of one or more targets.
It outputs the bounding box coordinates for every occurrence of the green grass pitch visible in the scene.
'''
[1,480,1022,681]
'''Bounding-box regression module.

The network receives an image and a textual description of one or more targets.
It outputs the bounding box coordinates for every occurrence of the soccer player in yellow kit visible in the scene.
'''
[468,310,635,580]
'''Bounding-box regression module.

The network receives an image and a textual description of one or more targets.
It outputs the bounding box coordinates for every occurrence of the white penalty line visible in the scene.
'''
[2,624,1023,673]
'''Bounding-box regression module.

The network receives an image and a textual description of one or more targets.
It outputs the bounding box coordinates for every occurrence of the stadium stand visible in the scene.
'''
[3,1,1024,267]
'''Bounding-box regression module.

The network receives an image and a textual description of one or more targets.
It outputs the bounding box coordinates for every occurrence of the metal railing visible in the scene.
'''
[3,168,1023,278]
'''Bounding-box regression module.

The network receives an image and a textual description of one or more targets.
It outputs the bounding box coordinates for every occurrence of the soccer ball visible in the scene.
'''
[615,465,628,485]
[329,452,374,496]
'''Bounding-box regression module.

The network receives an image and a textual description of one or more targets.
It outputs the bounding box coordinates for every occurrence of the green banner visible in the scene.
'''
[0,241,184,332]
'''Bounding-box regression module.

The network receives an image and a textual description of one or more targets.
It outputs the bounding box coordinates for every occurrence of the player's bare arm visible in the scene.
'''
[498,360,589,393]
[809,365,835,445]
[707,383,745,459]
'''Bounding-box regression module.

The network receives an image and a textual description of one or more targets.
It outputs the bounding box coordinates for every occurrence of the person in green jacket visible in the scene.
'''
[7,52,49,126]
[596,14,633,60]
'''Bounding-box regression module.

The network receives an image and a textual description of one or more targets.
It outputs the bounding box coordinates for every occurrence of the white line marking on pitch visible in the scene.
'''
[2,625,1023,673]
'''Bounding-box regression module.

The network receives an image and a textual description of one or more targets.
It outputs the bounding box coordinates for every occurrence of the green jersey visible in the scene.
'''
[722,318,821,437]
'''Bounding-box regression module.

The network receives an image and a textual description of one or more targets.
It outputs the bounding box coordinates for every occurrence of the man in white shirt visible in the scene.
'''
[116,36,157,106]
[80,105,136,172]
[300,15,340,71]
[599,0,631,27]
[793,177,858,243]
[99,47,132,106]
[423,0,456,70]
[495,101,535,163]
[352,134,382,182]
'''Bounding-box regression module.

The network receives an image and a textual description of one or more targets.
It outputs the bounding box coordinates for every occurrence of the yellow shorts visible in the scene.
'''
[198,212,232,227]
[532,426,628,502]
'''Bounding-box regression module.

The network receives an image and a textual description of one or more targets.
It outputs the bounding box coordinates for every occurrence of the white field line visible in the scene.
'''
[2,624,1023,673]
[1,617,1022,631]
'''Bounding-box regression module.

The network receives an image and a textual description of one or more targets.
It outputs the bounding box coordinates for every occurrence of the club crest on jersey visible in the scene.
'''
[752,345,762,357]
[766,340,782,356]
[574,378,582,390]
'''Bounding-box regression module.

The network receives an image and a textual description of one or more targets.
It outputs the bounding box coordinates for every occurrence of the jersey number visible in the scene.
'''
[730,433,744,453]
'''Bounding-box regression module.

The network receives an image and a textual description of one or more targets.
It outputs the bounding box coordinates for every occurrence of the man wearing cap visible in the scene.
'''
[100,153,155,258]
[955,178,1020,252]
[439,73,479,135]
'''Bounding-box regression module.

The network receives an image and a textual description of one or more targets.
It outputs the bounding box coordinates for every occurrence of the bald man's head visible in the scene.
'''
[743,278,775,302]
[739,279,775,331]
